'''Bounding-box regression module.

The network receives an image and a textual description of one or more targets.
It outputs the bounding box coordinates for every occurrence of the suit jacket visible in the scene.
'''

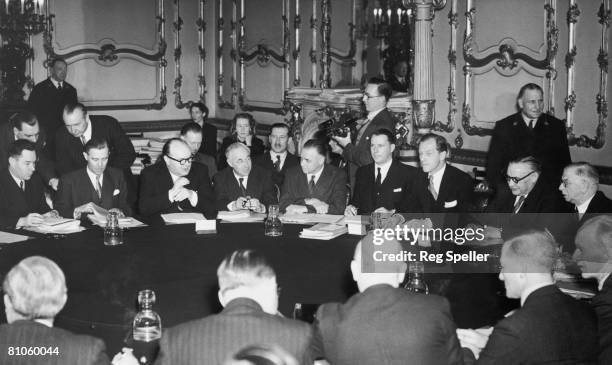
[486,178,565,214]
[387,75,409,93]
[193,152,217,180]
[470,285,598,365]
[139,161,216,220]
[486,112,571,187]
[351,160,417,214]
[27,78,78,156]
[342,108,396,186]
[0,122,56,184]
[582,190,612,221]
[313,284,463,365]
[153,298,313,365]
[0,169,49,229]
[55,167,131,218]
[279,164,348,214]
[212,165,277,211]
[55,115,136,177]
[217,135,265,170]
[593,275,612,364]
[0,320,109,365]
[254,151,300,189]
[198,122,218,157]
[408,164,473,213]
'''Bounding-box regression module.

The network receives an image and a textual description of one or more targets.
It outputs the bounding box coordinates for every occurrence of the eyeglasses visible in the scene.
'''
[166,154,193,166]
[560,178,573,188]
[504,170,536,184]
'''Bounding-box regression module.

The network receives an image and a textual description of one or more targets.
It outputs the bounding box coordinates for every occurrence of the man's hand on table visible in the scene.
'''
[304,198,329,214]
[286,204,308,214]
[111,348,139,365]
[344,204,358,216]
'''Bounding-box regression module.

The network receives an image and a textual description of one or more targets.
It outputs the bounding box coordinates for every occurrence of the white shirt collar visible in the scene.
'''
[520,281,554,306]
[367,107,385,121]
[374,159,393,182]
[307,165,325,185]
[599,271,612,291]
[233,171,249,187]
[269,150,288,169]
[576,193,596,214]
[521,114,537,127]
[428,163,446,194]
[8,169,24,189]
[81,115,92,143]
[86,167,103,188]
[49,77,63,89]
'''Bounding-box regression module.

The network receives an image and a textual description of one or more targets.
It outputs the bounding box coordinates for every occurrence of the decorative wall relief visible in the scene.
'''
[434,0,457,136]
[217,0,237,109]
[293,0,302,86]
[460,0,556,136]
[328,0,357,85]
[43,0,167,110]
[567,0,609,148]
[319,0,331,88]
[310,0,318,87]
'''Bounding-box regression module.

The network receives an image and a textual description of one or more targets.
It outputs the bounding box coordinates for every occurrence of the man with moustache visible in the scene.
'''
[139,138,216,222]
[254,123,299,190]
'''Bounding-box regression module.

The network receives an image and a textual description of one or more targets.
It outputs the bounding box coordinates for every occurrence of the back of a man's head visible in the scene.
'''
[2,256,67,323]
[217,250,279,314]
[351,232,406,292]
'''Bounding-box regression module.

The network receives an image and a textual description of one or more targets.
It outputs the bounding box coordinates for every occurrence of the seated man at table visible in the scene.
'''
[0,111,58,190]
[254,123,300,190]
[213,142,276,213]
[55,138,131,219]
[0,256,111,365]
[312,233,463,365]
[0,140,58,230]
[573,215,612,364]
[457,230,599,364]
[179,122,217,179]
[560,162,612,224]
[154,249,314,365]
[280,138,348,214]
[345,128,416,216]
[139,138,216,221]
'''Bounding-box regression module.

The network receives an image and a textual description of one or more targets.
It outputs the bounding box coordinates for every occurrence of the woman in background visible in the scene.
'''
[218,112,264,169]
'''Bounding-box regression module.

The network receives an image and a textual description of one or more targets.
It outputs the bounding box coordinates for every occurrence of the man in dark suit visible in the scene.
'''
[180,122,217,179]
[280,139,348,214]
[457,230,599,364]
[573,215,612,364]
[55,138,131,219]
[55,103,135,179]
[27,58,78,160]
[153,250,314,365]
[486,83,571,187]
[560,162,612,222]
[313,233,463,365]
[254,123,300,191]
[139,138,216,221]
[330,79,397,187]
[346,128,416,215]
[189,102,217,157]
[408,133,473,227]
[0,111,58,190]
[213,142,276,213]
[0,256,110,365]
[0,140,56,230]
[387,60,410,93]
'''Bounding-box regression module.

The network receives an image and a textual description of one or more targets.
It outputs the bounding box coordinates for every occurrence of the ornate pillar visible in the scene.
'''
[411,0,443,134]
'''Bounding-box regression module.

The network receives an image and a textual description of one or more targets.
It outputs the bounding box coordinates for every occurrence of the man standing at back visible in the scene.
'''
[28,58,78,159]
[486,83,570,187]
[154,250,313,365]
[313,233,463,365]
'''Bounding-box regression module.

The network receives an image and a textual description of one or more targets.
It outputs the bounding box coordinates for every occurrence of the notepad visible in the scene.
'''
[161,213,206,224]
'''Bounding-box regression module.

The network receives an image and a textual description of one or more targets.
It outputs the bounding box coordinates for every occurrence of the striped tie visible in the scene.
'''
[428,175,437,200]
[513,195,525,214]
[95,175,102,199]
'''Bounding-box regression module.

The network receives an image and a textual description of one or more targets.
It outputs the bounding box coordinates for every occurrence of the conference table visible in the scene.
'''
[0,221,516,357]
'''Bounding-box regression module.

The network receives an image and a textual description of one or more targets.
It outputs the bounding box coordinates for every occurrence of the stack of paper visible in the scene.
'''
[281,214,344,224]
[27,218,82,234]
[161,213,206,224]
[217,211,266,222]
[300,223,347,240]
[87,215,146,228]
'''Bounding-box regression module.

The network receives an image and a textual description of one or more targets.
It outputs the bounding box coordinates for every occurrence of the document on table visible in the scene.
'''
[25,218,83,234]
[280,213,344,224]
[300,223,348,240]
[161,213,206,224]
[0,231,31,245]
[87,215,146,228]
[218,211,266,223]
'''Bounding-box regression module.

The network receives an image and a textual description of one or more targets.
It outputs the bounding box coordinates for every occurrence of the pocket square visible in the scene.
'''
[444,200,457,208]
[393,188,402,192]
[113,189,120,196]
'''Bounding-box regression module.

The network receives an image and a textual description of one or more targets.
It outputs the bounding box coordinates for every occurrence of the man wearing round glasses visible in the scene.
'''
[139,138,216,222]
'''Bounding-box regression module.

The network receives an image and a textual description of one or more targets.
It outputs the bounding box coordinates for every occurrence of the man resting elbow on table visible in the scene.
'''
[279,138,347,215]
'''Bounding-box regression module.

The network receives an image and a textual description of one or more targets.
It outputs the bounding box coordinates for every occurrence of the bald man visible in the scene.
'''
[139,138,216,222]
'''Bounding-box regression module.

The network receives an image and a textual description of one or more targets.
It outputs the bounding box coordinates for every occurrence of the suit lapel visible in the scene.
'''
[79,169,100,203]
[314,165,332,195]
[436,166,452,204]
[101,170,115,207]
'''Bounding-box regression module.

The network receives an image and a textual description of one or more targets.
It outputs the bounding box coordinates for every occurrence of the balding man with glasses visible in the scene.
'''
[139,138,216,222]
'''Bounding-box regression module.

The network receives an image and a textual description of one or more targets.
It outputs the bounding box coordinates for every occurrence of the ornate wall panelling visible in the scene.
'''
[566,0,609,148]
[310,0,318,87]
[459,0,557,137]
[172,0,207,109]
[217,0,237,109]
[236,0,291,114]
[434,0,458,139]
[293,0,302,86]
[327,0,358,87]
[43,0,167,110]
